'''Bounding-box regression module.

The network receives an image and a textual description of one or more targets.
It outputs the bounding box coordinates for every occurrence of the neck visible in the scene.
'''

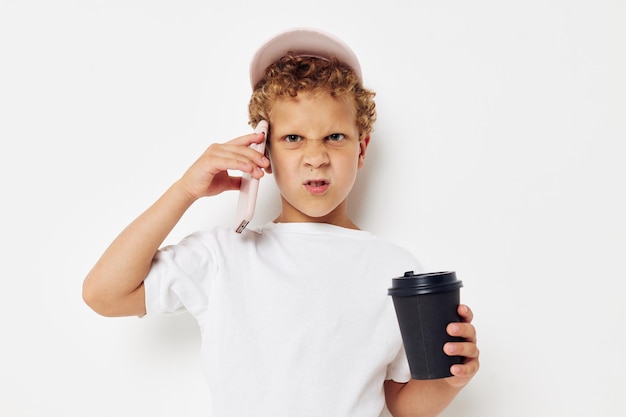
[274,200,360,230]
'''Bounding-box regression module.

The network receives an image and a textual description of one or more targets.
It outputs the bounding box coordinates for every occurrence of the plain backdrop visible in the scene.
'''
[1,1,624,416]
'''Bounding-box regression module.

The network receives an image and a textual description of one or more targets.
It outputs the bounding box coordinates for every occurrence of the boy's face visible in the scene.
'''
[268,91,369,228]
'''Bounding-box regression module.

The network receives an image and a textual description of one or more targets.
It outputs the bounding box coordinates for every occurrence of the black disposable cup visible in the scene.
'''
[388,271,464,380]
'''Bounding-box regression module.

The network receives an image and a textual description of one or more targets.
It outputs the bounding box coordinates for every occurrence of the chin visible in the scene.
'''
[280,194,347,222]
[304,207,345,222]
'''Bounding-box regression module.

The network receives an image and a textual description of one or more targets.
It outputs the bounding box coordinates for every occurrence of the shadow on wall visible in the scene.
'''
[348,127,385,227]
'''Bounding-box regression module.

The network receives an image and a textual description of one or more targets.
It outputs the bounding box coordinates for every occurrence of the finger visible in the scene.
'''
[228,132,267,147]
[243,148,270,169]
[458,304,474,323]
[205,144,269,175]
[202,152,254,177]
[444,340,479,359]
[247,166,267,180]
[450,357,480,379]
[446,322,476,341]
[221,141,270,169]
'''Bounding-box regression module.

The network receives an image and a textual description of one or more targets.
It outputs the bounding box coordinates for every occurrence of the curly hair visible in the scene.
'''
[248,54,376,139]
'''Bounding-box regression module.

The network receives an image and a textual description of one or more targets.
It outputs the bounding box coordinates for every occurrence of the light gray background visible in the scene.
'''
[1,1,624,416]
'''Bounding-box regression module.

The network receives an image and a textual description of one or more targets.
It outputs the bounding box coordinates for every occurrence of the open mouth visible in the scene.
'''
[304,179,330,194]
[305,180,328,187]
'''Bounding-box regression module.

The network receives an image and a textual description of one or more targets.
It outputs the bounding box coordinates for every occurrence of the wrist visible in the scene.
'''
[169,179,200,208]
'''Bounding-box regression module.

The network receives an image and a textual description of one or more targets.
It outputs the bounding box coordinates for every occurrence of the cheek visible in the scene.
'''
[335,155,361,184]
[343,150,363,170]
[270,157,294,184]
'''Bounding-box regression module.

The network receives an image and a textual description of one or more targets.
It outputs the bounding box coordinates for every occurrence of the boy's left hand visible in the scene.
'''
[443,304,480,387]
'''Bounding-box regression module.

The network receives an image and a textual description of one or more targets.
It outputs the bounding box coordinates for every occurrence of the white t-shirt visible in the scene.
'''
[145,222,423,417]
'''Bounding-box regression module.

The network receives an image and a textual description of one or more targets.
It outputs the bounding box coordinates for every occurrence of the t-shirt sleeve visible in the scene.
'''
[384,244,423,383]
[386,343,412,383]
[143,232,216,320]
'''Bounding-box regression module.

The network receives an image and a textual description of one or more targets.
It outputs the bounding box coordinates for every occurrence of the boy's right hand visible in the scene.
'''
[178,132,270,201]
[83,132,269,318]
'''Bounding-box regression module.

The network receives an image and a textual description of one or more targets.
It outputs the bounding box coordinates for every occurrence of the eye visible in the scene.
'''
[327,133,345,141]
[284,134,302,143]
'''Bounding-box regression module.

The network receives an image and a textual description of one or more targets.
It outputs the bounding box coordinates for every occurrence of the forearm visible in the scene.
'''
[385,312,479,417]
[83,180,196,316]
[83,132,269,316]
[385,379,462,417]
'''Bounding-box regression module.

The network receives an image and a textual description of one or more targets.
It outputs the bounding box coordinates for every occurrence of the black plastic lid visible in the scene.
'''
[388,271,463,296]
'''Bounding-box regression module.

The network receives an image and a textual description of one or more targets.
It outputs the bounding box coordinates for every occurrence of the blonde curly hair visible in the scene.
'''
[248,54,376,139]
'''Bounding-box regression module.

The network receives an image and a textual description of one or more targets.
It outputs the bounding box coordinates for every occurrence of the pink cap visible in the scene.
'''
[249,28,363,89]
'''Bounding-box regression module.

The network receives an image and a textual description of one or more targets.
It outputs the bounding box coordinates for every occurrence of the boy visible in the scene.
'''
[83,28,479,417]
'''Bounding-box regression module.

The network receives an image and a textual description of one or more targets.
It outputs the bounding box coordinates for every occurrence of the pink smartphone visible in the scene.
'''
[235,120,268,233]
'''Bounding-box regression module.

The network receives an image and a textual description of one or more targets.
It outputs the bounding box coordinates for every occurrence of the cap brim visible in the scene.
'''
[249,28,362,89]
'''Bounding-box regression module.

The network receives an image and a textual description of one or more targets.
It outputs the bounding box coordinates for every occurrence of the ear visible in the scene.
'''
[264,148,273,174]
[357,135,370,168]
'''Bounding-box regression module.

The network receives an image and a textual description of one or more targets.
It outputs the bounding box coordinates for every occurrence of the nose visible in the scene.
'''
[303,140,329,169]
